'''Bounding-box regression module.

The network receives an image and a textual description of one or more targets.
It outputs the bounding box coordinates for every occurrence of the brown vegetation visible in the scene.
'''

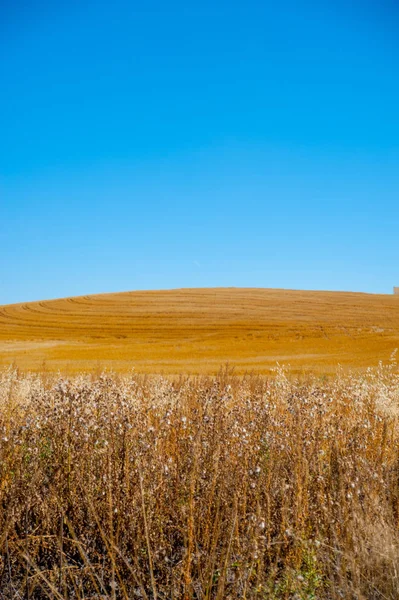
[1,288,399,374]
[1,363,399,598]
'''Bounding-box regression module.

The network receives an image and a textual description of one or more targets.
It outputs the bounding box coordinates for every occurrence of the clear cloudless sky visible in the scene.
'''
[1,0,398,304]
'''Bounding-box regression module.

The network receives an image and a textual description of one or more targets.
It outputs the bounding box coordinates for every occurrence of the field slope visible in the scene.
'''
[0,287,399,373]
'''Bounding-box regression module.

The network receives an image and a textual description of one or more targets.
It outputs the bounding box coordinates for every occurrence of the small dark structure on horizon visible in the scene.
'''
[394,287,399,295]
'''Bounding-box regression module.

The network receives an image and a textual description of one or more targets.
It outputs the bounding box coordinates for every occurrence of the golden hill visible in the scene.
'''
[0,287,398,374]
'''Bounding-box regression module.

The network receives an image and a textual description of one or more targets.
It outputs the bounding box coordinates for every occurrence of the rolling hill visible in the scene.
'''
[1,287,399,373]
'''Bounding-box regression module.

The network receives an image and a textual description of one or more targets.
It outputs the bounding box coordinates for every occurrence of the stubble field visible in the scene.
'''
[1,287,399,374]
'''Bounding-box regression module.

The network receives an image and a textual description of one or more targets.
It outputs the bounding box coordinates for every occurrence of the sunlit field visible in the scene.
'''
[1,361,399,598]
[1,288,399,374]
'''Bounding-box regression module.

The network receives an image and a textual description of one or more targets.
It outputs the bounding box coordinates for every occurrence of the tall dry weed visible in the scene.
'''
[0,363,399,598]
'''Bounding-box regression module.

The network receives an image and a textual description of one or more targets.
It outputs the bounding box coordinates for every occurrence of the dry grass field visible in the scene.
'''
[2,289,399,598]
[1,288,399,374]
[1,365,399,599]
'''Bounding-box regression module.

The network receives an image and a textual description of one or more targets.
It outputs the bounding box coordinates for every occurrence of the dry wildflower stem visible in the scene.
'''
[0,362,399,598]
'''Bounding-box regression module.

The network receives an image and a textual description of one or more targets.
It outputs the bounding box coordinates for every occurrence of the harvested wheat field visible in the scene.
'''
[1,288,399,374]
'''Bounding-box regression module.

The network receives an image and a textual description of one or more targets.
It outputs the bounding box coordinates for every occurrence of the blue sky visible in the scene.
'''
[1,0,398,304]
